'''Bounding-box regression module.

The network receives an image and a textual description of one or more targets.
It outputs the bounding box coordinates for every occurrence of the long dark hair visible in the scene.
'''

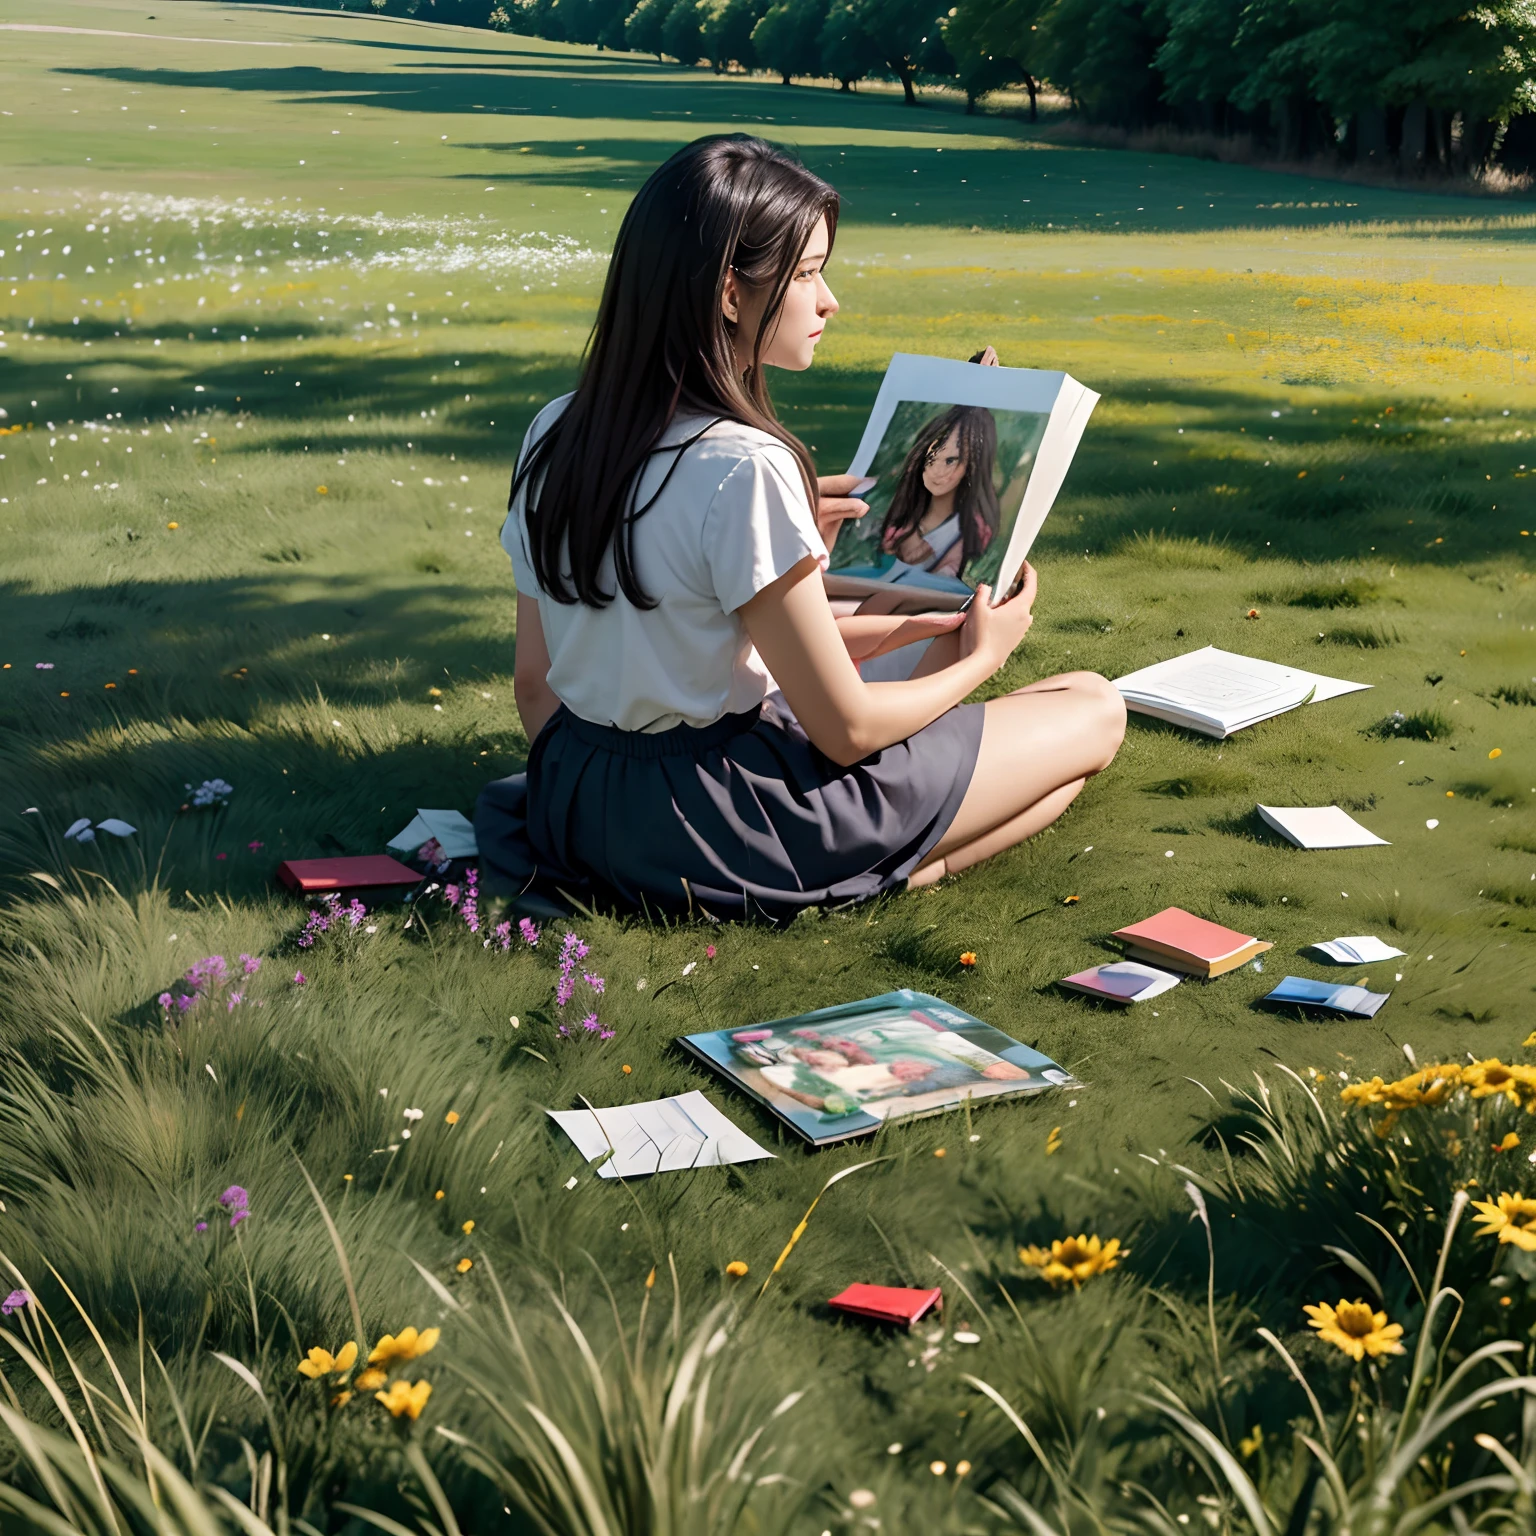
[879,405,1000,574]
[509,135,839,608]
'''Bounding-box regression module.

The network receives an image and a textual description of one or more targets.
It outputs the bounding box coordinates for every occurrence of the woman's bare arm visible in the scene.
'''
[834,611,965,662]
[742,556,1037,767]
[513,593,561,743]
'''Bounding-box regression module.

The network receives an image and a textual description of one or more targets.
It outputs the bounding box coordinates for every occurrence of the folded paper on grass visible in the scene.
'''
[547,1091,774,1178]
[1311,935,1407,964]
[1258,805,1390,849]
[386,808,478,860]
[1258,975,1392,1019]
[1113,647,1369,738]
[1058,961,1181,1004]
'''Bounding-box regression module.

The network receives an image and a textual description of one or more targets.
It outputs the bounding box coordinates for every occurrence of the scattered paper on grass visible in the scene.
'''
[547,1091,773,1178]
[1257,805,1389,849]
[386,809,477,859]
[64,817,137,842]
[1310,936,1406,965]
[1257,975,1391,1019]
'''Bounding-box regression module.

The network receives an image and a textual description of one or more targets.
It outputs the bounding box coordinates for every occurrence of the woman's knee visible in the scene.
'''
[1056,671,1126,769]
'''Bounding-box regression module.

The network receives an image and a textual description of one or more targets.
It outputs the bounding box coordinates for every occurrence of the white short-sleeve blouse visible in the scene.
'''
[501,395,828,734]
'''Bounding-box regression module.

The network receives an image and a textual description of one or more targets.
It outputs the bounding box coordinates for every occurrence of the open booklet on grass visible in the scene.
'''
[680,989,1077,1147]
[823,354,1100,615]
[1113,646,1370,738]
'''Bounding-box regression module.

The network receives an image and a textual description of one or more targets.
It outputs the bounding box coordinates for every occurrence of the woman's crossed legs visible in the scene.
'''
[908,671,1126,888]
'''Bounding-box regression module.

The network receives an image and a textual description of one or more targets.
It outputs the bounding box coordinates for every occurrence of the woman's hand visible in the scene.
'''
[968,345,1000,366]
[814,473,870,551]
[957,562,1038,671]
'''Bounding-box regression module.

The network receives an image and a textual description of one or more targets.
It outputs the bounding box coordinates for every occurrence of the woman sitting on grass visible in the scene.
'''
[476,134,1126,920]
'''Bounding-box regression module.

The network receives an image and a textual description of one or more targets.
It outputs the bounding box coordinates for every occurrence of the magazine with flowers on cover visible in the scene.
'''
[680,989,1078,1147]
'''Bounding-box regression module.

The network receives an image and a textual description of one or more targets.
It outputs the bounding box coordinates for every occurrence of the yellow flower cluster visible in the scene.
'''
[1303,1299,1405,1361]
[1018,1234,1126,1289]
[1341,1059,1536,1132]
[297,1326,440,1419]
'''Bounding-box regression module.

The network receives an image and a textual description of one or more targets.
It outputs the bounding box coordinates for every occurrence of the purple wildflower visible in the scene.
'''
[519,917,540,947]
[555,973,576,1008]
[248,839,264,852]
[35,662,54,671]
[583,973,605,995]
[218,1185,249,1212]
[175,993,196,1013]
[345,898,367,928]
[1,1289,29,1316]
[239,953,261,976]
[293,971,306,985]
[158,991,173,1008]
[599,1027,616,1040]
[186,955,228,990]
[194,1221,208,1235]
[580,1012,601,1032]
[229,1210,249,1229]
[226,991,244,1011]
[444,883,461,908]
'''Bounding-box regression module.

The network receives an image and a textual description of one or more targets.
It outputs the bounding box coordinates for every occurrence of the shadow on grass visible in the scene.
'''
[53,55,1526,234]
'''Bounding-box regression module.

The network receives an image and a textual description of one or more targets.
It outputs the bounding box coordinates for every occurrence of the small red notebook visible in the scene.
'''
[1112,907,1262,962]
[277,855,422,893]
[828,1284,942,1327]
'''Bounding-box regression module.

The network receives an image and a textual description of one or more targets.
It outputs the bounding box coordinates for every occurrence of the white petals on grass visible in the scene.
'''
[91,191,601,281]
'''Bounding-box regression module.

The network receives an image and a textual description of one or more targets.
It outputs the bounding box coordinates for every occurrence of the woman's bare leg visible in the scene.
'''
[908,671,1125,885]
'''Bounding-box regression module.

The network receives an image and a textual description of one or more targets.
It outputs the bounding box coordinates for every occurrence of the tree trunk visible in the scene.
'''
[781,69,791,84]
[839,75,853,91]
[898,63,916,104]
[1024,73,1038,122]
[965,90,976,115]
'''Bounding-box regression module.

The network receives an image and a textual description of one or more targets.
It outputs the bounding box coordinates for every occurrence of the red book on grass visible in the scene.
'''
[828,1284,942,1328]
[276,855,422,893]
[1111,906,1271,978]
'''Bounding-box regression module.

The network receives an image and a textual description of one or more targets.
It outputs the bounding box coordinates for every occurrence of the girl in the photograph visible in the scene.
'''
[477,134,1125,920]
[878,405,1001,580]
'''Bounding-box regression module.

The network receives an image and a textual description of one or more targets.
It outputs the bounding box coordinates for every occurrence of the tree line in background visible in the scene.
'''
[332,0,1536,172]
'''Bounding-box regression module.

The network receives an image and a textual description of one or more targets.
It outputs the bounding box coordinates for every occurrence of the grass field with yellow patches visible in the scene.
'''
[2,3,1536,1528]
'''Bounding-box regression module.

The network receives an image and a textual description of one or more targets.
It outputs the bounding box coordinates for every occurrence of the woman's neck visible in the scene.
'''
[919,489,956,533]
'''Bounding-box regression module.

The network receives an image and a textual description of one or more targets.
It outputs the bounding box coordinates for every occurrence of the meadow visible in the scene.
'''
[2,3,1536,1530]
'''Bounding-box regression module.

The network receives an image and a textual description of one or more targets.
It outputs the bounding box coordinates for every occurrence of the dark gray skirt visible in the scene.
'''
[474,694,984,922]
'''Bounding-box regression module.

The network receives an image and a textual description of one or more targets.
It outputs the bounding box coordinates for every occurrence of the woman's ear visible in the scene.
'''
[721,268,740,327]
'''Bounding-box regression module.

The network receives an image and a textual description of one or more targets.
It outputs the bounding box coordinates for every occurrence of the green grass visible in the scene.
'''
[3,2,1536,1528]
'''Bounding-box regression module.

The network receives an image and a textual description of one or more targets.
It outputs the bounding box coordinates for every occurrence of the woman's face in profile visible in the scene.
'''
[922,428,966,498]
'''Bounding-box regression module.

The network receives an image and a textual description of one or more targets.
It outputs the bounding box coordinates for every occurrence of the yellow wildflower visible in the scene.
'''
[375,1379,432,1420]
[297,1341,358,1379]
[1463,1059,1529,1106]
[368,1327,440,1366]
[461,1219,475,1234]
[1472,1192,1536,1251]
[456,1258,473,1273]
[1239,1426,1263,1459]
[725,1260,749,1277]
[1303,1299,1405,1361]
[1045,1126,1063,1156]
[331,1390,353,1409]
[445,1110,460,1125]
[355,1367,387,1391]
[1495,1132,1520,1153]
[1341,1076,1389,1108]
[1019,1234,1126,1289]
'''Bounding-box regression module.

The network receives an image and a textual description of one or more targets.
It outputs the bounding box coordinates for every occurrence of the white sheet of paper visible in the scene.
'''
[387,808,478,858]
[1312,935,1407,964]
[1258,805,1390,849]
[547,1091,774,1179]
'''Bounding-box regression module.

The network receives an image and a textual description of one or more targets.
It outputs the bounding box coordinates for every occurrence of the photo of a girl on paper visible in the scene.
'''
[878,405,1001,580]
[832,398,1050,597]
